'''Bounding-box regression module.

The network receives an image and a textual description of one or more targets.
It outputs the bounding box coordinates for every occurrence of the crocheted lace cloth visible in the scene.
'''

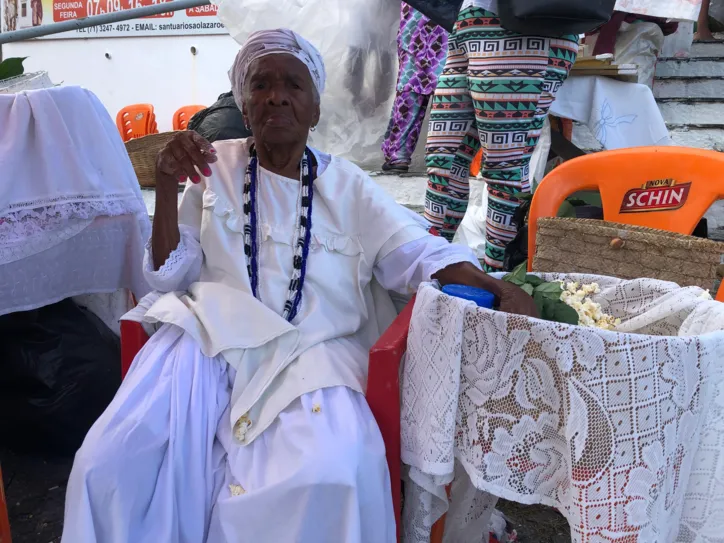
[402,274,724,543]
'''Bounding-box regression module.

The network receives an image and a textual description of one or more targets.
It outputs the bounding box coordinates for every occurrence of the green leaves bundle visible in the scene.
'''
[503,262,579,325]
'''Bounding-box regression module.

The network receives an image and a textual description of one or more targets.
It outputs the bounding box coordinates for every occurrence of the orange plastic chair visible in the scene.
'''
[528,146,724,301]
[0,465,10,543]
[173,105,205,131]
[470,148,483,178]
[116,104,158,142]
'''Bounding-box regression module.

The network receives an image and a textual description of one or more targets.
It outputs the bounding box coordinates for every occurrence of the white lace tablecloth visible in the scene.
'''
[0,85,151,317]
[401,275,724,543]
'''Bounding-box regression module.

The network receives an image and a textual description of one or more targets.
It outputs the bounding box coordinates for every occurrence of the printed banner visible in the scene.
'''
[2,0,227,37]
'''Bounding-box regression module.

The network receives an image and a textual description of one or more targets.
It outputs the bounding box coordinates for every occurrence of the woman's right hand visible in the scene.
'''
[155,131,218,189]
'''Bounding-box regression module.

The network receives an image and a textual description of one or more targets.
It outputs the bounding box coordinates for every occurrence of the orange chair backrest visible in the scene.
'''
[470,148,483,178]
[528,146,724,301]
[116,104,158,142]
[173,105,205,131]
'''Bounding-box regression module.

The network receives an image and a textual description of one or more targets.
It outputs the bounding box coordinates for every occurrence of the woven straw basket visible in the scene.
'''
[533,217,724,294]
[124,132,177,188]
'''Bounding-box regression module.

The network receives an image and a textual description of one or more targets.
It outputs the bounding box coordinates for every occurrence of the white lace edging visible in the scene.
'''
[425,253,480,282]
[143,227,201,292]
[0,196,146,243]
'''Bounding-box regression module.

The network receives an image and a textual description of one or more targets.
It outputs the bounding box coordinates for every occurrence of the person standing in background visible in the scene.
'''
[381,3,447,173]
[424,0,578,271]
[695,0,718,42]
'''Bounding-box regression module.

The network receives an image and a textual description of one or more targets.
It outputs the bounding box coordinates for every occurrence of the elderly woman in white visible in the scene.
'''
[62,29,536,543]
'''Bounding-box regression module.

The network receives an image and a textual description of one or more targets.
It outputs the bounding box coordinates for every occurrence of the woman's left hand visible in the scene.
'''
[433,262,539,318]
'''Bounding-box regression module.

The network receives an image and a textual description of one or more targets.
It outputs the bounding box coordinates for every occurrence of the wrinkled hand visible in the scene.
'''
[495,281,539,318]
[433,262,539,318]
[155,131,217,188]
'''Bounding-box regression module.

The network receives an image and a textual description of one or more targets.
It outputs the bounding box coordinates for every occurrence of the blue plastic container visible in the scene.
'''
[441,284,495,309]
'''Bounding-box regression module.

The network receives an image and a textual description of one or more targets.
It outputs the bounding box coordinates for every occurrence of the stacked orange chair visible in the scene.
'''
[527,146,724,301]
[173,105,205,131]
[0,465,10,543]
[116,104,158,142]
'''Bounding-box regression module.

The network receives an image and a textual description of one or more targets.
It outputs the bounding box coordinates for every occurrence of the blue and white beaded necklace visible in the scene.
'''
[243,145,315,322]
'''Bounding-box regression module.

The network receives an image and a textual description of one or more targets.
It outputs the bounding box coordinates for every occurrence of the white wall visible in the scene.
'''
[3,34,241,131]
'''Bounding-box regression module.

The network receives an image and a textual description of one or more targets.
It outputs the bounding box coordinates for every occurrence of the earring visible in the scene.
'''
[310,126,316,132]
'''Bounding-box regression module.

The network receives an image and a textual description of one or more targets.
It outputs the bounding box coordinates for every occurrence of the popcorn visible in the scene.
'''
[229,484,246,496]
[561,281,620,331]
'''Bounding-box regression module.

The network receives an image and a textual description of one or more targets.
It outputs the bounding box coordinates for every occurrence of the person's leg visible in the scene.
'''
[695,0,714,41]
[470,15,577,270]
[207,387,395,542]
[383,90,430,169]
[62,325,229,543]
[424,9,480,240]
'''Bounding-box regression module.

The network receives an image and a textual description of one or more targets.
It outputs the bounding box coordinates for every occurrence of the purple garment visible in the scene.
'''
[383,3,448,165]
[382,90,431,165]
[397,2,448,96]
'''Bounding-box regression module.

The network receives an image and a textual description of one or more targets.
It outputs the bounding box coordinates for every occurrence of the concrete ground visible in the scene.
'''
[1,447,70,543]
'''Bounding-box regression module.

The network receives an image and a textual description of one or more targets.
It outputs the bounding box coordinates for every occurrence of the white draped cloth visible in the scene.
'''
[550,76,671,151]
[0,86,151,317]
[614,0,703,22]
[62,139,479,542]
[402,274,724,543]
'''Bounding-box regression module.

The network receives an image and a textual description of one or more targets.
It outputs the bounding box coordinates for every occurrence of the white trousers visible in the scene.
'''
[62,324,395,543]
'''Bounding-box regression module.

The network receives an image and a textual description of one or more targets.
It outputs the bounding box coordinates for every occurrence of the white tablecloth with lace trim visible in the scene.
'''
[0,86,151,319]
[401,275,724,543]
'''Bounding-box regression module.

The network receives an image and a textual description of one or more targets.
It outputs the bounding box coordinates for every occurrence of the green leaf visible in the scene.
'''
[503,260,528,287]
[521,283,535,296]
[534,281,564,300]
[525,275,544,287]
[533,291,546,318]
[551,302,580,325]
[512,191,534,201]
[0,57,27,82]
[557,200,577,218]
[510,261,528,282]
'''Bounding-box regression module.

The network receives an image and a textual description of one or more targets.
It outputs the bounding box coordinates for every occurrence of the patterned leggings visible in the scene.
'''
[424,7,578,271]
[382,90,431,166]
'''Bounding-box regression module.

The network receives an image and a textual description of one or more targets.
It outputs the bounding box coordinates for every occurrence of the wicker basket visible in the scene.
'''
[124,132,177,188]
[533,217,724,293]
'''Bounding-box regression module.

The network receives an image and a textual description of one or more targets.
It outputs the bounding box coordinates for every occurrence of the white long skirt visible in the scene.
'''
[62,324,395,543]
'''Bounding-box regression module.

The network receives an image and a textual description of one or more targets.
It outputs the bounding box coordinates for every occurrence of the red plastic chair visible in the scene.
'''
[120,228,445,541]
[529,146,724,302]
[120,301,417,541]
[0,465,10,543]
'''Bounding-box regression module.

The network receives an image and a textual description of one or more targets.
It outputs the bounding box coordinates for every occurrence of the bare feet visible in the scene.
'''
[694,31,717,42]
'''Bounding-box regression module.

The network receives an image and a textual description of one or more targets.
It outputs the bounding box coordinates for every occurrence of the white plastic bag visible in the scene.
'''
[661,21,695,58]
[453,117,552,258]
[213,0,400,169]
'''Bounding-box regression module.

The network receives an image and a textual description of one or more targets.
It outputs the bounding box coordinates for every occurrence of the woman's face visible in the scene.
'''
[242,54,320,148]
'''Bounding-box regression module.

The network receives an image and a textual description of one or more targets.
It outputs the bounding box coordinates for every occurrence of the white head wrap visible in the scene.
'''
[229,28,326,110]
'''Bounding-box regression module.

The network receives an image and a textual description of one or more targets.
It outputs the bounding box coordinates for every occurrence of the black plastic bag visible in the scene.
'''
[187,91,252,143]
[0,299,121,455]
[403,0,463,32]
[498,0,615,37]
